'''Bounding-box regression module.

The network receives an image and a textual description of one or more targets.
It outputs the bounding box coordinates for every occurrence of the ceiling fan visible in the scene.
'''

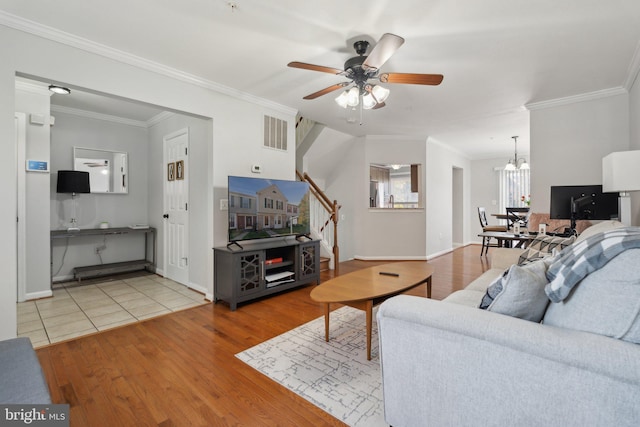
[288,33,443,110]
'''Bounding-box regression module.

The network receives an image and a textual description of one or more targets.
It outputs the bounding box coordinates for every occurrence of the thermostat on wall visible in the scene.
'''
[26,159,49,173]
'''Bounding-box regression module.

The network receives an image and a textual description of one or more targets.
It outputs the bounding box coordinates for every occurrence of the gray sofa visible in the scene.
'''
[377,221,640,427]
[0,337,51,404]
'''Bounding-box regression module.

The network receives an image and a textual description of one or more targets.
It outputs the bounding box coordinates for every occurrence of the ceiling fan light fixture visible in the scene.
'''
[346,87,360,107]
[371,84,390,103]
[362,93,377,110]
[335,91,349,108]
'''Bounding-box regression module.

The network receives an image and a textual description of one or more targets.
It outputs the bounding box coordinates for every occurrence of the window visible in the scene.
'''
[229,214,236,229]
[241,197,251,209]
[498,168,530,212]
[264,198,273,209]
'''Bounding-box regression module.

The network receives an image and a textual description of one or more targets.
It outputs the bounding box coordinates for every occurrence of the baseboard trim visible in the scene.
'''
[353,255,428,261]
[52,274,74,283]
[426,248,454,260]
[25,289,53,301]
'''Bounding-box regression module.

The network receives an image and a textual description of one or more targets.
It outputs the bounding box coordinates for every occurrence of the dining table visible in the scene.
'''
[477,231,535,249]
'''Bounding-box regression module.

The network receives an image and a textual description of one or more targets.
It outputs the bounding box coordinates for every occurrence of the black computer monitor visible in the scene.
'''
[549,185,618,230]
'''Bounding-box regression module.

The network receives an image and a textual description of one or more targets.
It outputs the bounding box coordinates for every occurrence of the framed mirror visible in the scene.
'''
[73,147,128,194]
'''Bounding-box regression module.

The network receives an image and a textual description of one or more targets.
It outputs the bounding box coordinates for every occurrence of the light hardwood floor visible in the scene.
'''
[36,245,489,427]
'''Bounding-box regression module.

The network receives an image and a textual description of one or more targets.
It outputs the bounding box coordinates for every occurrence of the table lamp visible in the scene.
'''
[602,150,640,226]
[57,170,90,231]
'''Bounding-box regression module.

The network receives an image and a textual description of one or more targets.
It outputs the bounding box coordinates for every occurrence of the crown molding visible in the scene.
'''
[146,111,176,127]
[0,11,297,116]
[525,87,628,111]
[51,104,148,128]
[427,136,471,159]
[624,40,640,91]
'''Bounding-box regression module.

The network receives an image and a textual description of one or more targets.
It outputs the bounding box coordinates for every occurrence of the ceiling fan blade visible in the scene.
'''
[303,82,350,100]
[288,61,344,75]
[362,33,405,71]
[372,102,386,110]
[379,73,444,85]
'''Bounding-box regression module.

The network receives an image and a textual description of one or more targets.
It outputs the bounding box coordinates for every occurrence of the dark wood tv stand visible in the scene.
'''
[213,238,320,310]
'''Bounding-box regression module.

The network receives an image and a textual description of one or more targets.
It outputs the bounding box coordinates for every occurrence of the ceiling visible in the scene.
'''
[4,0,640,159]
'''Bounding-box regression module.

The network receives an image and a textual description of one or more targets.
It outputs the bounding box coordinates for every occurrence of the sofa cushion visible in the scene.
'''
[478,258,552,322]
[517,234,575,265]
[0,337,51,404]
[543,248,640,345]
[442,289,486,307]
[464,268,505,292]
[574,220,625,243]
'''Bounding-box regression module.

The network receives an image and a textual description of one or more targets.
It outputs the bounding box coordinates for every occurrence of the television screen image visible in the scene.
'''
[228,176,311,242]
[549,185,618,221]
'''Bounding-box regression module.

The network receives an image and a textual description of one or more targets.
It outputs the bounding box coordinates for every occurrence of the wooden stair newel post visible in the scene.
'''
[333,199,339,274]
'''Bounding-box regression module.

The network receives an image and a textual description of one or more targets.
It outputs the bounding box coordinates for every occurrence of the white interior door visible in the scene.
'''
[163,128,189,285]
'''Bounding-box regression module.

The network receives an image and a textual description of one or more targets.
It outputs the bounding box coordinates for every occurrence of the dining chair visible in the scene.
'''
[478,207,507,256]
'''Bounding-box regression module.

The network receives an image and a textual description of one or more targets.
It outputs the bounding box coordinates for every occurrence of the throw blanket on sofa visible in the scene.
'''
[545,227,640,302]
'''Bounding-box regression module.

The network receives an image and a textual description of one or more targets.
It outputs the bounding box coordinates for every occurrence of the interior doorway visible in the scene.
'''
[452,167,464,247]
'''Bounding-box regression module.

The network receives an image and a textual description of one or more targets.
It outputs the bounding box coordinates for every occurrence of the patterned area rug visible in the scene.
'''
[236,306,385,427]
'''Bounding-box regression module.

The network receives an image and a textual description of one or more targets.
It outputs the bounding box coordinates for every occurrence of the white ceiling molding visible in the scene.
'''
[146,111,176,128]
[623,40,640,91]
[427,136,471,160]
[51,104,148,128]
[0,10,297,116]
[525,87,628,111]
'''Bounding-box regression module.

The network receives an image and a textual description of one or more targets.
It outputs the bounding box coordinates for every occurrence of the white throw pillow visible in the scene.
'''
[479,258,552,322]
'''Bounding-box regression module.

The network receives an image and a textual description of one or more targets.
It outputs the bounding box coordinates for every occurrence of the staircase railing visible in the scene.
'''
[296,170,340,273]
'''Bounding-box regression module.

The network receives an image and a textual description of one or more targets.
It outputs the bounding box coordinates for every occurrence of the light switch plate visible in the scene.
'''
[220,199,228,210]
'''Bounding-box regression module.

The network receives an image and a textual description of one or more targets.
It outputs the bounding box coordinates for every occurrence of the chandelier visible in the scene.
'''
[505,136,529,171]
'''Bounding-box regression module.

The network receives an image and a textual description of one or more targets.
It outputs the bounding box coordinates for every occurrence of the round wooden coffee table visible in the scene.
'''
[310,261,434,360]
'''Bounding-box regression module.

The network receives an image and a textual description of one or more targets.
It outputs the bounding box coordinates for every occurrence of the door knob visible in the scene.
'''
[163,214,169,219]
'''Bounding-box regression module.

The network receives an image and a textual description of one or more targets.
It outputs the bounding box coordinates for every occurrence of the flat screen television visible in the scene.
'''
[228,175,311,243]
[549,185,618,225]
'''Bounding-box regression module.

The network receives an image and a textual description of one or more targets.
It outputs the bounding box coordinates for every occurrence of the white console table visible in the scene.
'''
[50,227,157,283]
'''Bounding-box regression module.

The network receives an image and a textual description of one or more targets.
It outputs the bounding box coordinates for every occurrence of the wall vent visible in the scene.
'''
[264,115,287,151]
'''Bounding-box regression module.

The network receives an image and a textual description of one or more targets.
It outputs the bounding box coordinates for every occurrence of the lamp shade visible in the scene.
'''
[57,170,90,194]
[602,150,640,193]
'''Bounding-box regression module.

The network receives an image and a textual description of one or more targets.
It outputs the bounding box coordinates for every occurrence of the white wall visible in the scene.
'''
[306,130,474,261]
[49,111,149,281]
[426,139,471,257]
[15,84,51,299]
[0,25,295,340]
[629,74,640,223]
[452,167,464,246]
[356,136,428,259]
[529,94,630,218]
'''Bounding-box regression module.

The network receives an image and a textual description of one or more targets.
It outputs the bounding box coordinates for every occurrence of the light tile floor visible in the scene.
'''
[17,272,209,348]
